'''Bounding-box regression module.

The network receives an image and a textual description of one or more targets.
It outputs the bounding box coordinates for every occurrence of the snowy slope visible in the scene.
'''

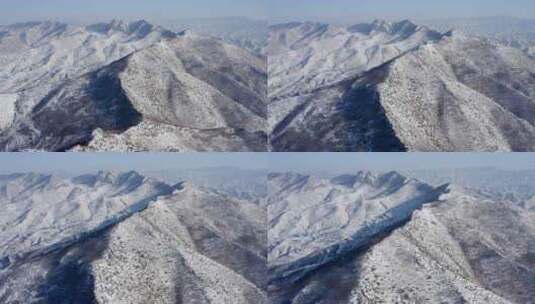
[267,171,446,284]
[269,173,535,304]
[0,172,267,304]
[269,19,535,152]
[0,171,175,261]
[0,20,176,93]
[91,183,267,304]
[349,186,535,304]
[268,20,442,99]
[0,20,267,152]
[375,31,535,151]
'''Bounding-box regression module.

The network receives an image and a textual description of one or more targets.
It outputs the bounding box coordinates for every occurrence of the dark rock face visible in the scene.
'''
[177,38,267,119]
[269,246,365,304]
[0,59,141,151]
[0,257,10,270]
[35,233,110,304]
[3,226,112,304]
[184,221,267,289]
[269,70,406,152]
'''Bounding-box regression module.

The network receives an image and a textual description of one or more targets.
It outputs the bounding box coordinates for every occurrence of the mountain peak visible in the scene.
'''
[330,171,409,188]
[71,170,135,186]
[108,19,127,31]
[330,174,361,187]
[330,171,377,187]
[86,19,175,38]
[96,169,117,178]
[371,19,392,29]
[347,19,422,37]
[377,170,407,185]
[116,170,145,185]
[86,20,125,34]
[354,170,379,184]
[372,19,418,35]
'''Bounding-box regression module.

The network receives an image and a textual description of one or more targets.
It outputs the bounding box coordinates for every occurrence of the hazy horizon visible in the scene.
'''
[0,0,268,24]
[1,0,534,25]
[267,153,535,174]
[0,153,270,175]
[0,153,534,175]
[268,0,535,21]
[2,15,535,26]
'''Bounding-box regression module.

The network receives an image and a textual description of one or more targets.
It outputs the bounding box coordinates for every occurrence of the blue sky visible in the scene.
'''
[0,0,268,23]
[1,0,533,23]
[0,153,270,174]
[268,0,535,20]
[267,153,535,173]
[0,153,533,174]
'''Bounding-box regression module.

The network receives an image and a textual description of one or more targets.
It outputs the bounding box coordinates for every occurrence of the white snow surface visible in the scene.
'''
[270,176,535,303]
[268,20,442,99]
[0,94,17,129]
[267,171,444,280]
[92,184,266,304]
[0,20,175,93]
[0,171,174,260]
[349,185,535,303]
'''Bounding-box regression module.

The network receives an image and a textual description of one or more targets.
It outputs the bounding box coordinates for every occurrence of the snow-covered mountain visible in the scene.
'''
[268,19,535,151]
[348,186,535,304]
[2,168,533,303]
[0,20,267,152]
[0,171,176,260]
[267,171,446,285]
[268,171,535,303]
[0,171,267,303]
[268,20,442,99]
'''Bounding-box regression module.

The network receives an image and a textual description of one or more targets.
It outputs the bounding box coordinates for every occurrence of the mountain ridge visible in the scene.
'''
[0,19,267,152]
[267,171,450,286]
[268,19,535,151]
[0,170,267,303]
[268,171,535,303]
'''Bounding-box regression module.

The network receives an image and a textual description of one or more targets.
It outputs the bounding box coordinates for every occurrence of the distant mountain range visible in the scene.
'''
[142,166,268,202]
[404,167,535,207]
[421,16,535,57]
[158,17,268,55]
